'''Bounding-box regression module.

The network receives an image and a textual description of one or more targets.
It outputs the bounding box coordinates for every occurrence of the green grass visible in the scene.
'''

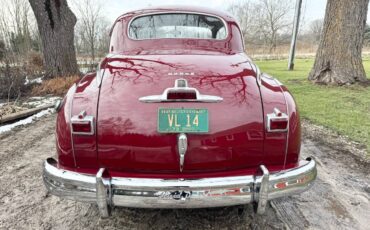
[255,59,370,155]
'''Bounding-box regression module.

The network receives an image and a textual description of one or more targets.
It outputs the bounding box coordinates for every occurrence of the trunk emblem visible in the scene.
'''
[168,72,195,76]
[178,133,188,172]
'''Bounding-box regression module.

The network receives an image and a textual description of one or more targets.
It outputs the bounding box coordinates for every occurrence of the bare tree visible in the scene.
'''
[0,0,36,61]
[7,0,31,53]
[95,21,110,55]
[364,24,370,46]
[72,0,107,64]
[28,0,79,77]
[309,19,323,43]
[254,0,294,53]
[0,6,13,63]
[227,1,255,45]
[0,0,46,101]
[309,0,369,84]
[228,0,294,53]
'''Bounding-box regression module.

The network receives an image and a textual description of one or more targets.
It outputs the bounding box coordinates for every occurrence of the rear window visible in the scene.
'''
[129,13,227,40]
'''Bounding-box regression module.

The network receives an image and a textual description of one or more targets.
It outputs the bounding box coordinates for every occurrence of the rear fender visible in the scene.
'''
[70,73,101,168]
[259,73,292,168]
[283,89,301,167]
[56,84,76,168]
[56,72,102,169]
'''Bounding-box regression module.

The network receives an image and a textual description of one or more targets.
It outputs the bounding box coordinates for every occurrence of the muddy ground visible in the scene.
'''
[0,114,369,230]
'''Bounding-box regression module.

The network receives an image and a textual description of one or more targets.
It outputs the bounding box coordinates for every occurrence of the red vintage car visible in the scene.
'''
[43,6,317,217]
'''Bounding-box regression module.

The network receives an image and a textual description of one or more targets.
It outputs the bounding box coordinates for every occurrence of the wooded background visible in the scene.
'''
[1,0,370,68]
[0,0,369,100]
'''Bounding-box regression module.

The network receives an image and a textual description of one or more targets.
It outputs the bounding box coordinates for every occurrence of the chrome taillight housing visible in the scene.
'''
[266,108,288,132]
[71,111,94,135]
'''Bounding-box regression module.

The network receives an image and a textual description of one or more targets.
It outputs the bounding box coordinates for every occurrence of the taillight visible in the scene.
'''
[72,122,92,133]
[71,111,94,135]
[266,108,288,132]
[270,119,288,130]
[167,90,197,100]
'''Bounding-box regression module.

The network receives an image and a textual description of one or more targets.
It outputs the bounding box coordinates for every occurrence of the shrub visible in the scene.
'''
[0,66,30,100]
[31,75,81,96]
[26,51,43,72]
[0,51,45,100]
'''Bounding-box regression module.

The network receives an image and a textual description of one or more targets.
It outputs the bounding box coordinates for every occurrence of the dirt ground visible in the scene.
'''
[0,114,369,230]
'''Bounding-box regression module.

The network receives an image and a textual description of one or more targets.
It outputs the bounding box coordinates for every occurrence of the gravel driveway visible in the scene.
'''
[0,114,369,230]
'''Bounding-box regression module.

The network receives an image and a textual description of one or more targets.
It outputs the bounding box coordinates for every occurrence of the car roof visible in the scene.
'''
[116,5,236,23]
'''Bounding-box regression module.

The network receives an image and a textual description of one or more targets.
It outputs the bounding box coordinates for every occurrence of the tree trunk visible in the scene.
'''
[28,0,79,77]
[308,0,369,85]
[91,40,95,64]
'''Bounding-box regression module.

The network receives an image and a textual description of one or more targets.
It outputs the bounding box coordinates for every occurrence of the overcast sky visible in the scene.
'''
[73,0,328,24]
[68,0,370,29]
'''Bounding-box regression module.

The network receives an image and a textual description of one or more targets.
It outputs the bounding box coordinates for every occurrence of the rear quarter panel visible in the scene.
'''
[56,73,101,170]
[259,73,300,170]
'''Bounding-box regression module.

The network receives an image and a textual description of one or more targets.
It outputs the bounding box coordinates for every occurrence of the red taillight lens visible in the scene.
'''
[167,90,197,100]
[267,108,289,132]
[72,122,92,133]
[71,111,94,135]
[270,119,288,131]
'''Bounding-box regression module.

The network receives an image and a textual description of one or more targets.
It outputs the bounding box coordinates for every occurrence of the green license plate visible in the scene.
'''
[158,108,209,133]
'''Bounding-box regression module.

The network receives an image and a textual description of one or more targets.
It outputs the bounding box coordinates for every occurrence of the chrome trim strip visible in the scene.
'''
[265,77,290,168]
[252,64,262,87]
[139,78,223,103]
[127,11,229,41]
[43,157,317,215]
[274,78,284,86]
[278,80,290,169]
[69,83,77,167]
[54,99,62,112]
[95,62,104,88]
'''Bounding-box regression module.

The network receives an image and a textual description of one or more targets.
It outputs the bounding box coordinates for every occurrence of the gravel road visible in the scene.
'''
[0,114,369,230]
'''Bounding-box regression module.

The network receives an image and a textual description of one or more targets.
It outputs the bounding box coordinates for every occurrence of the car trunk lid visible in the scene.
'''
[96,54,285,174]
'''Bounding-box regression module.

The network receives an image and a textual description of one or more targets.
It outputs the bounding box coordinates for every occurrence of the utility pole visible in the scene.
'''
[288,0,303,70]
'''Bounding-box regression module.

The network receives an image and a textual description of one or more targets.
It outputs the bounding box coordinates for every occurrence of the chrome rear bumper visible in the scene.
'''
[43,158,317,217]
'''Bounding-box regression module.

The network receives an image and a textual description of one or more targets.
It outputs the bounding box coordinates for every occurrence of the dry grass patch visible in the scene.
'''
[32,75,81,96]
